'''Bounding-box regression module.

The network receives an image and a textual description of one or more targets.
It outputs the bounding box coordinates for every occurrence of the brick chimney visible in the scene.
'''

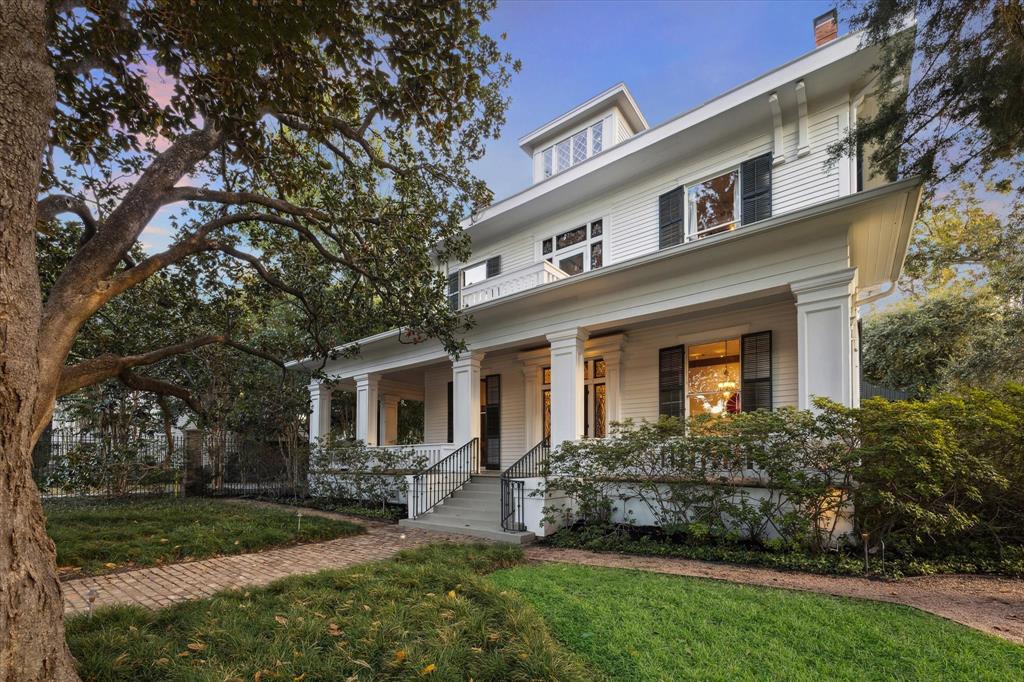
[814,9,838,47]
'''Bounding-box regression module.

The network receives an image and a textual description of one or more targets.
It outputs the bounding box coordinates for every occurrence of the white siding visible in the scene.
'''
[422,364,450,444]
[465,100,846,280]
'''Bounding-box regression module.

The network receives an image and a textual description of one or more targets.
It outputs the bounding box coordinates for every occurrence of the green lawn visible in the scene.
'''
[489,562,1024,681]
[46,498,362,576]
[66,544,589,681]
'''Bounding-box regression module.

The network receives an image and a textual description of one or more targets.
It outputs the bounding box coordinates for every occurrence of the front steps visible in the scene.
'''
[399,475,535,544]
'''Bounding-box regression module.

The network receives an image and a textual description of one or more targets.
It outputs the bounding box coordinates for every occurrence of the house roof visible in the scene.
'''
[516,83,648,154]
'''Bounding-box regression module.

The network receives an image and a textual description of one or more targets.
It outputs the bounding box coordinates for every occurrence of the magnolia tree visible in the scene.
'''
[0,2,516,679]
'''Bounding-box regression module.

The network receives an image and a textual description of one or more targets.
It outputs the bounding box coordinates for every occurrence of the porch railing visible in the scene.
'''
[461,260,568,308]
[409,438,478,519]
[500,438,550,532]
[373,442,454,468]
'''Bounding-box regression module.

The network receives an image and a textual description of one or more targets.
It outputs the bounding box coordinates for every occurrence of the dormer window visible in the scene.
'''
[542,120,606,179]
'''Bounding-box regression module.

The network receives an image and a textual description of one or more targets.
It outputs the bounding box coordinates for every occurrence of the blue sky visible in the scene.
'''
[474,0,844,199]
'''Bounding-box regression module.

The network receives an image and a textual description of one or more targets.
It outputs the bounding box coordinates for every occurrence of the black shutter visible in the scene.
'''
[740,153,772,225]
[446,381,454,442]
[741,331,772,412]
[447,272,460,310]
[484,375,501,469]
[658,345,686,419]
[658,187,685,249]
[486,256,501,278]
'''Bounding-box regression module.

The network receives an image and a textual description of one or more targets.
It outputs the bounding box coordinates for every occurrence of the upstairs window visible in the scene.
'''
[541,119,607,179]
[541,219,604,276]
[658,153,772,249]
[688,170,739,240]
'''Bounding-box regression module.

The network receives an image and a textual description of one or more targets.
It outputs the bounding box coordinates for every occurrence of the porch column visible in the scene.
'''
[547,328,588,447]
[791,268,858,409]
[308,382,332,444]
[452,351,484,445]
[380,394,400,445]
[354,373,380,445]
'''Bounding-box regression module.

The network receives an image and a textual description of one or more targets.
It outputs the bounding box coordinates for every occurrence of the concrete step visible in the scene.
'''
[449,489,494,501]
[399,517,534,544]
[439,496,496,512]
[427,507,500,524]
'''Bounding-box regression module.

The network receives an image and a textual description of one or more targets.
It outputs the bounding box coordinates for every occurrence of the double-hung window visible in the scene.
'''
[687,170,739,240]
[541,219,604,276]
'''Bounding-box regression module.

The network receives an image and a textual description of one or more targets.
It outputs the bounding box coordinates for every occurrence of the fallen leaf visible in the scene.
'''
[274,615,289,625]
[420,663,437,675]
[293,674,307,681]
[155,658,171,666]
[187,642,206,651]
[447,590,456,599]
[393,649,407,663]
[327,623,343,637]
[254,672,262,682]
[160,538,169,543]
[361,604,370,611]
[104,562,117,569]
[113,653,129,665]
[177,651,190,658]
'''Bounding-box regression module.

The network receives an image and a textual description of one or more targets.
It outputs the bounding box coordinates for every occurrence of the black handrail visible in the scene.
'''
[409,438,478,519]
[500,438,550,532]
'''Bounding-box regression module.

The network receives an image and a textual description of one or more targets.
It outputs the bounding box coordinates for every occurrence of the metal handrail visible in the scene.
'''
[500,438,550,532]
[409,438,478,519]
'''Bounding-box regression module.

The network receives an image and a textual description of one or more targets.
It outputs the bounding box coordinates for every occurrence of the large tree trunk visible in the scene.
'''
[0,1,79,680]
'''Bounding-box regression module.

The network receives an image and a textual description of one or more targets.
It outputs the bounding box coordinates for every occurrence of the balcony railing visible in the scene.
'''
[373,442,454,468]
[461,260,568,308]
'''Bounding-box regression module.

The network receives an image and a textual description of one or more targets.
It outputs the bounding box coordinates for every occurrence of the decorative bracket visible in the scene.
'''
[795,80,810,158]
[768,93,785,166]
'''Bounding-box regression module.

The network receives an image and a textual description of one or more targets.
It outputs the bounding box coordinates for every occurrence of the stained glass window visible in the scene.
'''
[590,241,603,269]
[556,225,586,250]
[542,238,553,255]
[556,139,571,172]
[590,219,603,237]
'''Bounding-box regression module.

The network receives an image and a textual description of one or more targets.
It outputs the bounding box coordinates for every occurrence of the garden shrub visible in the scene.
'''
[308,435,427,510]
[541,384,1024,567]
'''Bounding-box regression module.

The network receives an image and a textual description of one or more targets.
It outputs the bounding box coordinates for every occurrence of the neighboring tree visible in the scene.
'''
[839,0,1024,189]
[0,2,516,679]
[861,186,1024,394]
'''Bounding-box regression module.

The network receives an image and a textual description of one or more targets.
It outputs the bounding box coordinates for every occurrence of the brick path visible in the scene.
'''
[524,546,1024,644]
[63,501,474,615]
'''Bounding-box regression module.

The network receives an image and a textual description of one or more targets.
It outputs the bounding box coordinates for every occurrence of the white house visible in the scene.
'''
[295,13,922,542]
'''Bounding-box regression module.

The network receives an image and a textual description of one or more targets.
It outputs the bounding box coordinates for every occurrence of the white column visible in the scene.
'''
[380,394,400,445]
[792,269,858,409]
[547,328,588,447]
[452,352,484,445]
[354,373,380,445]
[308,382,332,444]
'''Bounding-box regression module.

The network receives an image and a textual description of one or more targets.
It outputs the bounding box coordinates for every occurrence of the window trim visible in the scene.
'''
[461,259,490,288]
[685,337,742,417]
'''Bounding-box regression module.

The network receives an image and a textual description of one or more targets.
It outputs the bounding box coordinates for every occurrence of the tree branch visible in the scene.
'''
[165,186,330,222]
[118,369,205,417]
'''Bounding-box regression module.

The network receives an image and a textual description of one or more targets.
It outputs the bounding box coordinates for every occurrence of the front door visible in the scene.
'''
[480,375,501,470]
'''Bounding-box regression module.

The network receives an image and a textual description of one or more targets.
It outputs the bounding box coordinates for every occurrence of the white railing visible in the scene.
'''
[461,260,569,308]
[373,442,455,468]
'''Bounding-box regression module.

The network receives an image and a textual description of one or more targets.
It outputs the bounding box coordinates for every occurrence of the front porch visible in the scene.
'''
[307,273,861,543]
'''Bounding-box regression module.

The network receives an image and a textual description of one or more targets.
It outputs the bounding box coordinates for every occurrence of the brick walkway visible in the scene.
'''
[63,501,473,615]
[524,546,1024,644]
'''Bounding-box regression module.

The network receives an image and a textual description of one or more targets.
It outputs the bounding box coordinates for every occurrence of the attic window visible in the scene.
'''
[540,118,607,179]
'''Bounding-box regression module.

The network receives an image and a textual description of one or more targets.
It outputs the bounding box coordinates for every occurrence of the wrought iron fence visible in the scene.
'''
[409,438,478,519]
[32,429,308,500]
[500,438,549,532]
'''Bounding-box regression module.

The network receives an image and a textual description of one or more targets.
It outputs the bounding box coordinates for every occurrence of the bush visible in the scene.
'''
[540,384,1024,569]
[308,435,427,510]
[539,409,858,553]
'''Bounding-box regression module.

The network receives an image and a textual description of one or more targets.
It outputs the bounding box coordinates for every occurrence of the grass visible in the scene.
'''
[488,562,1024,681]
[66,544,591,681]
[46,497,363,576]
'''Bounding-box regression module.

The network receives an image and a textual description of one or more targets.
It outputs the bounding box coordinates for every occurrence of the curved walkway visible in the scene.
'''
[63,502,473,615]
[524,546,1024,645]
